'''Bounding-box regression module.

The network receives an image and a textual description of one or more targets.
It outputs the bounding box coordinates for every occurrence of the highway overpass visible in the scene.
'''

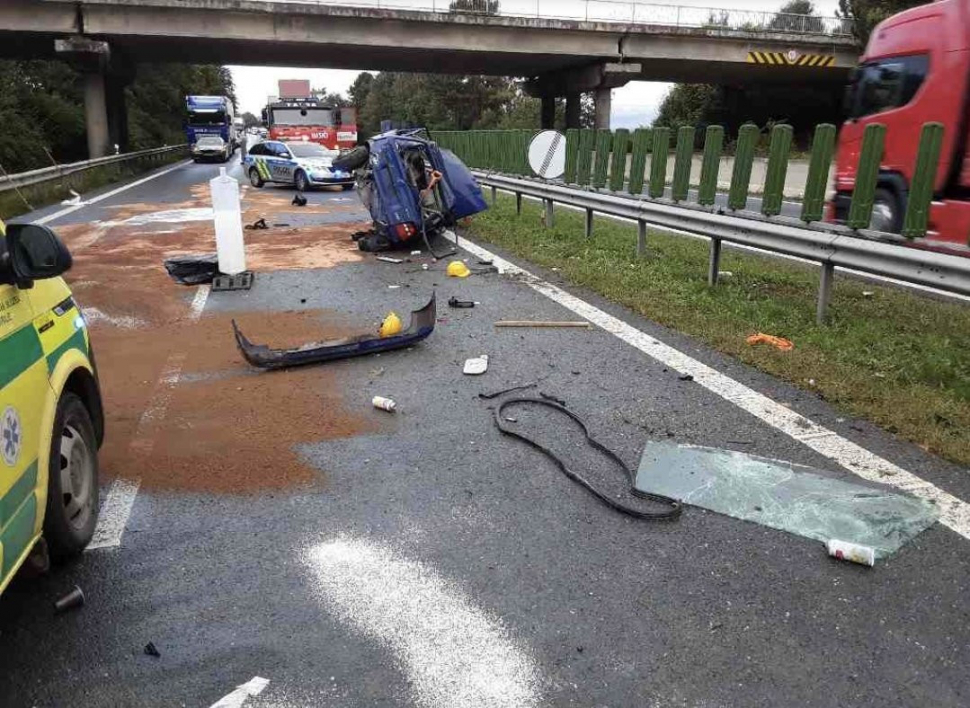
[1,0,860,157]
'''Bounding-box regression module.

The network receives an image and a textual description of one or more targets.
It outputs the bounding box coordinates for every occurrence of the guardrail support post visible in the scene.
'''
[708,238,722,286]
[515,191,522,215]
[817,262,834,324]
[490,185,497,205]
[637,219,647,257]
[544,198,554,227]
[584,208,594,238]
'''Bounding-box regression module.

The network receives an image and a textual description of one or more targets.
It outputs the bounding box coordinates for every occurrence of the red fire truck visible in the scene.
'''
[831,0,969,253]
[263,97,358,150]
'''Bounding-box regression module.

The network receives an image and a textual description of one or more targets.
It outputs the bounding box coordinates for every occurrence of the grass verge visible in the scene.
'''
[0,149,187,220]
[465,193,970,466]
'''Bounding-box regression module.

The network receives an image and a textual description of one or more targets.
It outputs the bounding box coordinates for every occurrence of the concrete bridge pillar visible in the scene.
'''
[541,95,556,130]
[594,87,611,130]
[565,93,581,130]
[55,37,113,158]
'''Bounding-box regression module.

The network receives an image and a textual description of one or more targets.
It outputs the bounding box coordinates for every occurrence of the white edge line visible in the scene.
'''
[447,231,970,540]
[35,159,192,226]
[208,676,270,708]
[87,285,210,551]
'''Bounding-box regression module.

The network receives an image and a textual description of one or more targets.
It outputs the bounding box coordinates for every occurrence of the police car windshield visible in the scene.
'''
[287,143,330,158]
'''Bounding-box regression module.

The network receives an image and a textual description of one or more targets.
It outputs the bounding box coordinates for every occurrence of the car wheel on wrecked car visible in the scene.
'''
[249,168,265,188]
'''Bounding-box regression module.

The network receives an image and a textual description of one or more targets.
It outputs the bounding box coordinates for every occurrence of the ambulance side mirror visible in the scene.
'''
[4,223,72,286]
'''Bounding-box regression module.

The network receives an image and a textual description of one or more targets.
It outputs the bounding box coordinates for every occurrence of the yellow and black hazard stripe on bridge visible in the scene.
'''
[747,51,836,67]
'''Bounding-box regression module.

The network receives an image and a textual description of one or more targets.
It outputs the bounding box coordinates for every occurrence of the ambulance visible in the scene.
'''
[0,219,103,595]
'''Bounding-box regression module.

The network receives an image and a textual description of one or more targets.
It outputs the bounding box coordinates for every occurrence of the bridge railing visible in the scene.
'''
[320,1,855,37]
[433,122,951,243]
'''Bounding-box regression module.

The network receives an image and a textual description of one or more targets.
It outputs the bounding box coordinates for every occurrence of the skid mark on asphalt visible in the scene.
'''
[449,233,970,542]
[305,538,540,708]
[88,285,210,550]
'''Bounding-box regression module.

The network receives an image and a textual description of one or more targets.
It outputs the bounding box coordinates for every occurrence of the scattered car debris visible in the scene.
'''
[478,382,536,400]
[863,291,874,298]
[379,312,403,338]
[746,333,794,351]
[377,256,405,264]
[539,391,567,406]
[448,297,476,308]
[447,261,471,278]
[372,396,397,412]
[61,189,88,207]
[233,294,437,369]
[493,398,682,520]
[244,218,268,230]
[827,539,876,567]
[634,441,938,561]
[163,254,219,285]
[54,585,84,614]
[212,271,254,292]
[411,250,422,256]
[494,320,591,329]
[678,373,694,381]
[463,354,489,375]
[144,642,161,658]
[292,192,308,207]
[477,259,494,266]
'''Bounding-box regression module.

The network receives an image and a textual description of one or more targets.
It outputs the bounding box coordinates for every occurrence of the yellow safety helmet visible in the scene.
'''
[379,312,403,338]
[446,261,471,278]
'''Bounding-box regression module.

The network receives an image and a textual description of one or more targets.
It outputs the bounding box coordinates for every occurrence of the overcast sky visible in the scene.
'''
[229,0,843,128]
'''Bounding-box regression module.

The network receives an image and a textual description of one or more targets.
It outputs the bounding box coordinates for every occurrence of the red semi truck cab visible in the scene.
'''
[263,97,358,150]
[832,0,970,253]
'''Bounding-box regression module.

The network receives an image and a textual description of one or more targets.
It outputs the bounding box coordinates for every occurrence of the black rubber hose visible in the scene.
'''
[494,398,682,521]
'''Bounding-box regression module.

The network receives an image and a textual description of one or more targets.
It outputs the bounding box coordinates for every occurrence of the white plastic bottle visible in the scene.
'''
[209,167,246,275]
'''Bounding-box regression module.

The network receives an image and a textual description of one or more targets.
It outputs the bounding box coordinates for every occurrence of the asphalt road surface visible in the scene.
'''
[1,156,968,708]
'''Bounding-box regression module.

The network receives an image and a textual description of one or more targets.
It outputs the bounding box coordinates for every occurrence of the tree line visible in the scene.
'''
[0,60,233,174]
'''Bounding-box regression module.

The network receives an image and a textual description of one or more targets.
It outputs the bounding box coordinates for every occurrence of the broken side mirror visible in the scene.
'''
[2,223,72,287]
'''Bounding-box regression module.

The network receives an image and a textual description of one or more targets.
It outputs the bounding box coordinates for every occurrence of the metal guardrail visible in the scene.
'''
[0,145,186,194]
[474,171,970,324]
[318,1,855,37]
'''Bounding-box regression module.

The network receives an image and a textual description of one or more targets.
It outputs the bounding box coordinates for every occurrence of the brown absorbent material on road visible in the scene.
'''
[56,193,380,494]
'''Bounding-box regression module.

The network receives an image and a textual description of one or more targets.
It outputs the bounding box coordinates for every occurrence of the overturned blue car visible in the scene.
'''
[332,129,488,253]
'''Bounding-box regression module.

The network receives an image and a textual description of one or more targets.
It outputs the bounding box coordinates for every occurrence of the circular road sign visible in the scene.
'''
[528,130,566,180]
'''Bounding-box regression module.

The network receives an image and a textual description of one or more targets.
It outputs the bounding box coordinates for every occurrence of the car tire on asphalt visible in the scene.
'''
[249,168,265,188]
[332,145,369,172]
[295,170,310,192]
[871,187,903,233]
[44,392,99,562]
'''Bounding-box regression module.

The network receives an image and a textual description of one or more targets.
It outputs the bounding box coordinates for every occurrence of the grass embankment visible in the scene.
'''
[467,193,970,466]
[0,149,187,220]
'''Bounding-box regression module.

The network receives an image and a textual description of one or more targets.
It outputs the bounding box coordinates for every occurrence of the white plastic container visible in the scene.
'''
[372,396,397,412]
[209,167,246,275]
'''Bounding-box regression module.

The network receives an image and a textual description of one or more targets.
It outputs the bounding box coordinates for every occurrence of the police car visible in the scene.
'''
[0,219,103,595]
[244,140,355,191]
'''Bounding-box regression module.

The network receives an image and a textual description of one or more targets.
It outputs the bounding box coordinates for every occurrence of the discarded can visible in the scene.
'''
[54,585,85,613]
[827,539,875,567]
[372,396,397,412]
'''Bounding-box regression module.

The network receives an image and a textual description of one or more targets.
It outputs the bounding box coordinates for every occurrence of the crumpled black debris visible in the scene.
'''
[245,218,268,230]
[164,254,219,285]
[292,192,307,207]
[144,642,161,658]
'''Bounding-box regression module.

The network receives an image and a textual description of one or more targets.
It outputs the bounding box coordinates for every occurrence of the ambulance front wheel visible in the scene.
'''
[44,392,100,561]
[249,168,265,188]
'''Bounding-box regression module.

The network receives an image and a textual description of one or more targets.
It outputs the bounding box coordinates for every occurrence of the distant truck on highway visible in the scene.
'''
[831,0,969,253]
[185,95,238,160]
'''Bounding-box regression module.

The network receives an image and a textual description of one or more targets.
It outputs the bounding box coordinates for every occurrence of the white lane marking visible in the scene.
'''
[87,479,140,551]
[87,285,210,551]
[35,160,191,226]
[448,232,970,540]
[305,539,539,708]
[209,677,270,708]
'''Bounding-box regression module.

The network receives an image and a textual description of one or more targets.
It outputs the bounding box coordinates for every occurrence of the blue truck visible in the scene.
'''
[185,95,238,162]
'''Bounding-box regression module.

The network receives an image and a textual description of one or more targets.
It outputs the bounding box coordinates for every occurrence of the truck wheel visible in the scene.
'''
[871,187,903,233]
[332,145,369,172]
[44,392,99,561]
[249,168,265,188]
[294,170,310,192]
